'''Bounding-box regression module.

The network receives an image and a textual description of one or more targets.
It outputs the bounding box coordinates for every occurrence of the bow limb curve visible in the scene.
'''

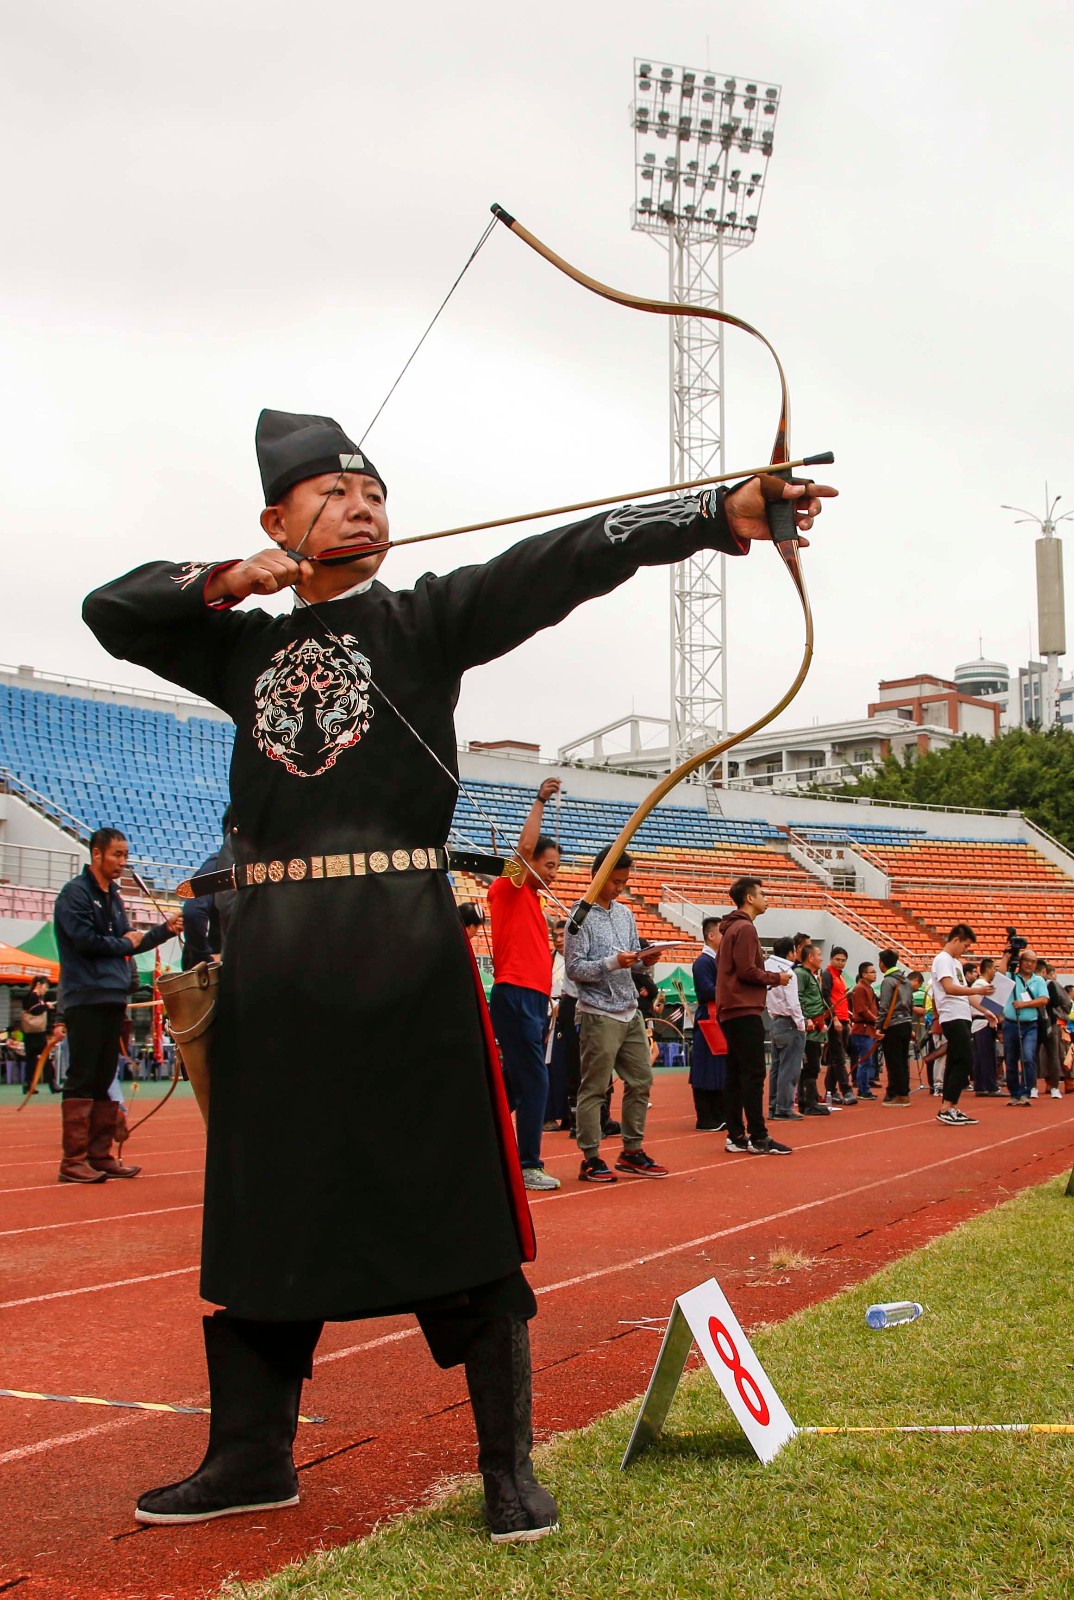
[486,205,816,930]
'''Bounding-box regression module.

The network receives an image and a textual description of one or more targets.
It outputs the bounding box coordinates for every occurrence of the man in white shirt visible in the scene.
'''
[766,937,807,1121]
[930,924,992,1126]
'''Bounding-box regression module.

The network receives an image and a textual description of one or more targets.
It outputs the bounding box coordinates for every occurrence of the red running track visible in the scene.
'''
[2,1078,1074,1599]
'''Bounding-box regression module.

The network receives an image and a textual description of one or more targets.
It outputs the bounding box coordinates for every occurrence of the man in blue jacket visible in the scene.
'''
[54,828,181,1183]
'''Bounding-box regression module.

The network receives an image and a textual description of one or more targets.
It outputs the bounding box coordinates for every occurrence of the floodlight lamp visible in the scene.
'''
[744,96,756,111]
[639,196,653,210]
[726,210,737,223]
[658,109,670,123]
[703,179,715,191]
[661,66,673,77]
[704,74,715,85]
[639,62,651,75]
[728,179,739,193]
[764,87,777,98]
[761,138,773,154]
[684,204,696,217]
[724,77,736,90]
[687,157,698,170]
[641,165,654,179]
[746,214,757,226]
[701,90,714,103]
[704,207,717,219]
[751,172,762,182]
[746,184,755,196]
[700,116,712,131]
[763,103,775,115]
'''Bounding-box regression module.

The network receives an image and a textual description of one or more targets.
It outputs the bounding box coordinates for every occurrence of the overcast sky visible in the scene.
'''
[4,0,1073,756]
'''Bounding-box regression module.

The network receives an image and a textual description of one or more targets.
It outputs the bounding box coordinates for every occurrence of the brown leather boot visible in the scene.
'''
[59,1098,108,1184]
[87,1100,142,1178]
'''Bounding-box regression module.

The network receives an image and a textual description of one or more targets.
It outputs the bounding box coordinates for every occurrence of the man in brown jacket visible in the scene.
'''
[716,877,793,1155]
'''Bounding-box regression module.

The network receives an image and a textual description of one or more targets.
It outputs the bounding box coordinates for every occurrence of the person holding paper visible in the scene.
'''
[1002,945,1048,1106]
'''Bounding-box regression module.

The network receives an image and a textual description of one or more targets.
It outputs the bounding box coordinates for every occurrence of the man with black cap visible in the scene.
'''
[83,409,833,1539]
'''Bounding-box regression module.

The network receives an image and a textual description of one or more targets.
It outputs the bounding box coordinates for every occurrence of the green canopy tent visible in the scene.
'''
[657,965,695,1005]
[18,921,160,981]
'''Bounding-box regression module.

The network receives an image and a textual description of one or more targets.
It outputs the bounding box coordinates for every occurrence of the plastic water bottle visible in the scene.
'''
[866,1301,923,1330]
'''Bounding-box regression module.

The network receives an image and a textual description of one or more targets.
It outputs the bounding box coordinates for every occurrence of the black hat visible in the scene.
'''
[255,409,386,505]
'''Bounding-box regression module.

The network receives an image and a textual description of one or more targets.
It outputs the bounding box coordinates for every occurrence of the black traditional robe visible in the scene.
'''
[83,496,745,1320]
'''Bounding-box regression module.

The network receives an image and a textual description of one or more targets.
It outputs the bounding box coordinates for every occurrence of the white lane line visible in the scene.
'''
[0,1410,148,1466]
[4,1120,1070,1464]
[0,1265,199,1311]
[0,1145,205,1174]
[0,1167,202,1197]
[0,1202,202,1240]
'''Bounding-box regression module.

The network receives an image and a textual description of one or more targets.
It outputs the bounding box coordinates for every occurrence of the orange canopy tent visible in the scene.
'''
[0,943,59,985]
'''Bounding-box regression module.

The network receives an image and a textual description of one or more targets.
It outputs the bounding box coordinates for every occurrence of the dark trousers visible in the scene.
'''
[62,1003,126,1101]
[971,1025,998,1093]
[940,1018,973,1105]
[721,1014,767,1144]
[824,1022,850,1096]
[23,1030,54,1090]
[800,1034,823,1108]
[883,1022,912,1099]
[554,994,581,1118]
[489,984,549,1170]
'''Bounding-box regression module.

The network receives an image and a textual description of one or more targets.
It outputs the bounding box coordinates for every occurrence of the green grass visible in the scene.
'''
[234,1177,1074,1600]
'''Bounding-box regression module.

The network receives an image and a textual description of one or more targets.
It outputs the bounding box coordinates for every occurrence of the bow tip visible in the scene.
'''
[490,202,516,227]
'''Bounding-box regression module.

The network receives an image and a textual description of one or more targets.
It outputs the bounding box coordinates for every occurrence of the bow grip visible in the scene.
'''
[765,476,801,546]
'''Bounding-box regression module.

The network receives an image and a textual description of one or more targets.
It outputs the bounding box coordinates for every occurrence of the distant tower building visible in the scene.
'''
[1002,488,1071,726]
[954,655,1010,725]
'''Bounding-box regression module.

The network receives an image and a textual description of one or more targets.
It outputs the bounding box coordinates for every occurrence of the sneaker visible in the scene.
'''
[748,1136,792,1155]
[771,1110,804,1121]
[937,1108,978,1125]
[949,1108,978,1124]
[936,1109,960,1124]
[802,1105,831,1117]
[578,1156,617,1183]
[1030,1088,1039,1099]
[841,1093,858,1105]
[725,1135,750,1154]
[615,1148,669,1178]
[523,1167,561,1191]
[1051,1088,1064,1100]
[857,1090,876,1100]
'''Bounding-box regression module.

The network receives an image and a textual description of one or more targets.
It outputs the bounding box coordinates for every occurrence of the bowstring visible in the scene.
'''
[292,216,497,560]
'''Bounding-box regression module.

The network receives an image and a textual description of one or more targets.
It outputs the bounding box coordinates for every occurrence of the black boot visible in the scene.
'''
[463,1317,559,1542]
[134,1315,311,1524]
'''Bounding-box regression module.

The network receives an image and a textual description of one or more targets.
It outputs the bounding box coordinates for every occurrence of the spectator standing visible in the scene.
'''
[876,951,915,1106]
[796,943,831,1116]
[931,924,989,1125]
[53,829,181,1183]
[822,947,855,1106]
[544,923,570,1131]
[564,848,667,1184]
[716,878,792,1155]
[1041,963,1071,1099]
[765,936,805,1122]
[970,957,1001,1096]
[848,961,880,1099]
[1001,945,1048,1107]
[689,916,727,1131]
[19,976,57,1095]
[487,778,562,1191]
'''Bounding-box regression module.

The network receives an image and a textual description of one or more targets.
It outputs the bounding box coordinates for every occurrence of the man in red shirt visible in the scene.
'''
[488,778,562,1191]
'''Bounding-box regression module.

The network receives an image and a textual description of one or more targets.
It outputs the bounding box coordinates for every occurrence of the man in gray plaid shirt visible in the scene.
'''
[564,848,669,1184]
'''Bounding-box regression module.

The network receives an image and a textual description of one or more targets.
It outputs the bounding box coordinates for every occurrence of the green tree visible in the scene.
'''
[829,726,1074,850]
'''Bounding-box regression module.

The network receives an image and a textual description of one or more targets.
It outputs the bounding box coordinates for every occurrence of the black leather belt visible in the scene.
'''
[176,846,505,900]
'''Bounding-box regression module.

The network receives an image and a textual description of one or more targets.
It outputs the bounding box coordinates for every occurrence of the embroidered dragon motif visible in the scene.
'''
[253,635,373,778]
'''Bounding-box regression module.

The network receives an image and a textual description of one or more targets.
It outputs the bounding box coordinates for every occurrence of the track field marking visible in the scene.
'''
[0,1167,203,1197]
[0,1145,206,1174]
[0,1266,198,1311]
[0,1203,201,1241]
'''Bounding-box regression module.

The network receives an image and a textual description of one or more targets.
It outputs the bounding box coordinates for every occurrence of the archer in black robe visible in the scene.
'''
[84,489,748,1536]
[85,496,746,1323]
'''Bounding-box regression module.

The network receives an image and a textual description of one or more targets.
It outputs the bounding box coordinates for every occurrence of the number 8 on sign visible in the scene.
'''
[708,1316,770,1426]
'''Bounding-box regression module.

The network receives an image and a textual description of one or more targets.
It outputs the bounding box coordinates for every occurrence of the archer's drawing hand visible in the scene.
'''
[205,549,315,603]
[724,475,838,546]
[537,778,562,803]
[165,912,184,935]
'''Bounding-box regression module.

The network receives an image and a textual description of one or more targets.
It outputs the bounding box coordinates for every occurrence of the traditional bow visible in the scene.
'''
[482,205,824,930]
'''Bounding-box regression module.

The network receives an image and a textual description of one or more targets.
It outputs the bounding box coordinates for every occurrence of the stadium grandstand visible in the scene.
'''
[4,664,1074,990]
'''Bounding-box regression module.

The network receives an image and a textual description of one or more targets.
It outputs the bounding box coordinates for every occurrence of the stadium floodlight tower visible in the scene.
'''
[632,59,781,777]
[1002,486,1071,726]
